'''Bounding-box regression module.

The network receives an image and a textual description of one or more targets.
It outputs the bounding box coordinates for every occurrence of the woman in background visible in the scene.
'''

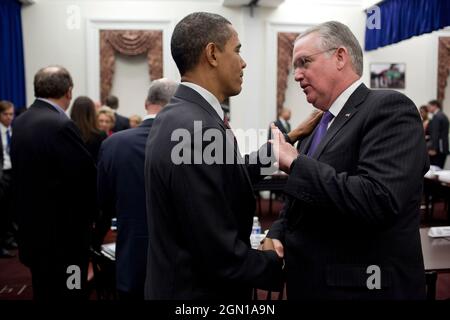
[97,106,115,137]
[71,96,107,162]
[129,114,142,128]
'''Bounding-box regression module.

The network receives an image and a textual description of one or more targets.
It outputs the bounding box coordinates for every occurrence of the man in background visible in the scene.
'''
[274,107,292,134]
[427,99,449,168]
[11,66,97,300]
[105,95,130,132]
[0,100,16,258]
[97,78,178,300]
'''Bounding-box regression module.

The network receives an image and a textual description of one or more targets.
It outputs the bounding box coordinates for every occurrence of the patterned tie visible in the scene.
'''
[223,116,231,129]
[306,111,334,157]
[6,128,11,154]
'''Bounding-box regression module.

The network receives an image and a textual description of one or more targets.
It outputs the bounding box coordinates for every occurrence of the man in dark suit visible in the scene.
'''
[427,99,449,168]
[105,95,130,132]
[144,12,284,300]
[10,66,97,300]
[97,78,178,300]
[274,108,292,135]
[0,100,16,258]
[268,21,428,299]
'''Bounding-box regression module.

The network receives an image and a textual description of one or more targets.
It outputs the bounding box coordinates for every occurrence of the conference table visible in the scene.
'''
[252,173,288,216]
[420,227,450,299]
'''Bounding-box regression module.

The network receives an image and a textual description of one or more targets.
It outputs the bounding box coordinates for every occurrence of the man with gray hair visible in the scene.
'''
[97,78,178,300]
[268,21,428,299]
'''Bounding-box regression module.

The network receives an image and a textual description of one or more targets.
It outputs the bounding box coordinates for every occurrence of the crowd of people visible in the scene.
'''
[0,11,448,301]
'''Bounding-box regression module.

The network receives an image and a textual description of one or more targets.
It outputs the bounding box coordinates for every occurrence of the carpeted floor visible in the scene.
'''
[1,197,449,300]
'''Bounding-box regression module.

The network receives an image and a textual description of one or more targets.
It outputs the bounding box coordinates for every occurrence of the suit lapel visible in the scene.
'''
[175,85,254,190]
[312,84,370,159]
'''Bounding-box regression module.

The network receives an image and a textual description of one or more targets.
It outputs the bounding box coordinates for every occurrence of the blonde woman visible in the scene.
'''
[97,106,115,136]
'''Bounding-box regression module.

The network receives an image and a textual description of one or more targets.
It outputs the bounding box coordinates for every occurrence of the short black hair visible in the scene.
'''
[34,66,73,99]
[171,12,232,76]
[105,95,119,110]
[428,99,442,109]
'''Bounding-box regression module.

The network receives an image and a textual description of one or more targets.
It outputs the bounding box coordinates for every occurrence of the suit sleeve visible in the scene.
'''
[95,140,116,248]
[170,128,283,291]
[280,92,428,226]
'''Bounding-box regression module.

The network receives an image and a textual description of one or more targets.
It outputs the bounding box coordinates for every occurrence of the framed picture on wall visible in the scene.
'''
[370,63,405,89]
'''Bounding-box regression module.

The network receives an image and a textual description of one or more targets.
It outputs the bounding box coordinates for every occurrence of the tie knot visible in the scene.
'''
[321,111,334,124]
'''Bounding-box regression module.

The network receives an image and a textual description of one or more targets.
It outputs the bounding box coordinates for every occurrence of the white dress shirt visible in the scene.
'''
[327,79,363,128]
[181,82,224,120]
[0,123,12,170]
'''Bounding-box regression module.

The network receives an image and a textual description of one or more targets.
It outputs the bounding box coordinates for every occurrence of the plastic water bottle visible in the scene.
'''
[252,216,261,234]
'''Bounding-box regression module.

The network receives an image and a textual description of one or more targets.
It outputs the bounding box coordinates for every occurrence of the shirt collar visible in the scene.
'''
[143,114,157,121]
[181,82,224,120]
[0,122,9,131]
[37,98,68,118]
[328,79,363,118]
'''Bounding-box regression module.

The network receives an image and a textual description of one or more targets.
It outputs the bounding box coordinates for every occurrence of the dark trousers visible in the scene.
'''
[118,289,144,300]
[30,259,89,301]
[0,170,14,247]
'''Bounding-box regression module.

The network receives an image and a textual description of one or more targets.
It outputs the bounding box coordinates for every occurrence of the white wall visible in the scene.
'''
[21,0,449,151]
[110,53,151,117]
[364,28,450,109]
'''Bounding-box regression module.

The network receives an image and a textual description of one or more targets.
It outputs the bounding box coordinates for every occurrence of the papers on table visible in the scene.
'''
[428,226,450,238]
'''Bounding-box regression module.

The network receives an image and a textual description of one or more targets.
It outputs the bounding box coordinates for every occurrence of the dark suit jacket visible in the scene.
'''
[268,84,428,300]
[97,119,153,295]
[274,119,290,135]
[10,99,97,270]
[113,113,130,132]
[428,110,449,155]
[144,84,282,300]
[85,130,107,163]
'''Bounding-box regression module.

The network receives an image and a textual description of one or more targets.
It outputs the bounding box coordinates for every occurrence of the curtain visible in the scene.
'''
[0,0,26,111]
[100,30,163,103]
[437,37,450,102]
[277,32,298,116]
[365,0,450,51]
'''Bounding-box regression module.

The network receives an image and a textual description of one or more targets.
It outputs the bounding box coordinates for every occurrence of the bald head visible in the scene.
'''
[34,65,73,99]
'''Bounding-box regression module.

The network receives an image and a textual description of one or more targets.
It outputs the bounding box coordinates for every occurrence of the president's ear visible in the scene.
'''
[205,42,219,67]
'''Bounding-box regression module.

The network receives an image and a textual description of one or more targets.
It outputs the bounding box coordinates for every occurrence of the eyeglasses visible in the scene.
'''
[292,47,338,72]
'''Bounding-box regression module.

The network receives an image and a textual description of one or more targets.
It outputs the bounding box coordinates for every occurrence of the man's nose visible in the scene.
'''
[294,68,304,82]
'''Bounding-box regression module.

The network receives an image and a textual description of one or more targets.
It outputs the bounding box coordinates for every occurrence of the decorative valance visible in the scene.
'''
[100,30,163,102]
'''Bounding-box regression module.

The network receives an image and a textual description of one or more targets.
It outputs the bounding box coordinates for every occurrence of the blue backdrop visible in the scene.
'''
[365,0,450,51]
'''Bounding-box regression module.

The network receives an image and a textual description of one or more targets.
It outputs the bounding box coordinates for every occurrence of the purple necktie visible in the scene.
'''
[306,111,334,157]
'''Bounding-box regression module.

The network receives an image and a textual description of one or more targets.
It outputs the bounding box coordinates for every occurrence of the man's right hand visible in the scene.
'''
[261,237,284,259]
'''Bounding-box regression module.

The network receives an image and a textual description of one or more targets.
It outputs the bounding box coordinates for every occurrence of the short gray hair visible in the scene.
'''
[297,21,363,76]
[146,78,178,106]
